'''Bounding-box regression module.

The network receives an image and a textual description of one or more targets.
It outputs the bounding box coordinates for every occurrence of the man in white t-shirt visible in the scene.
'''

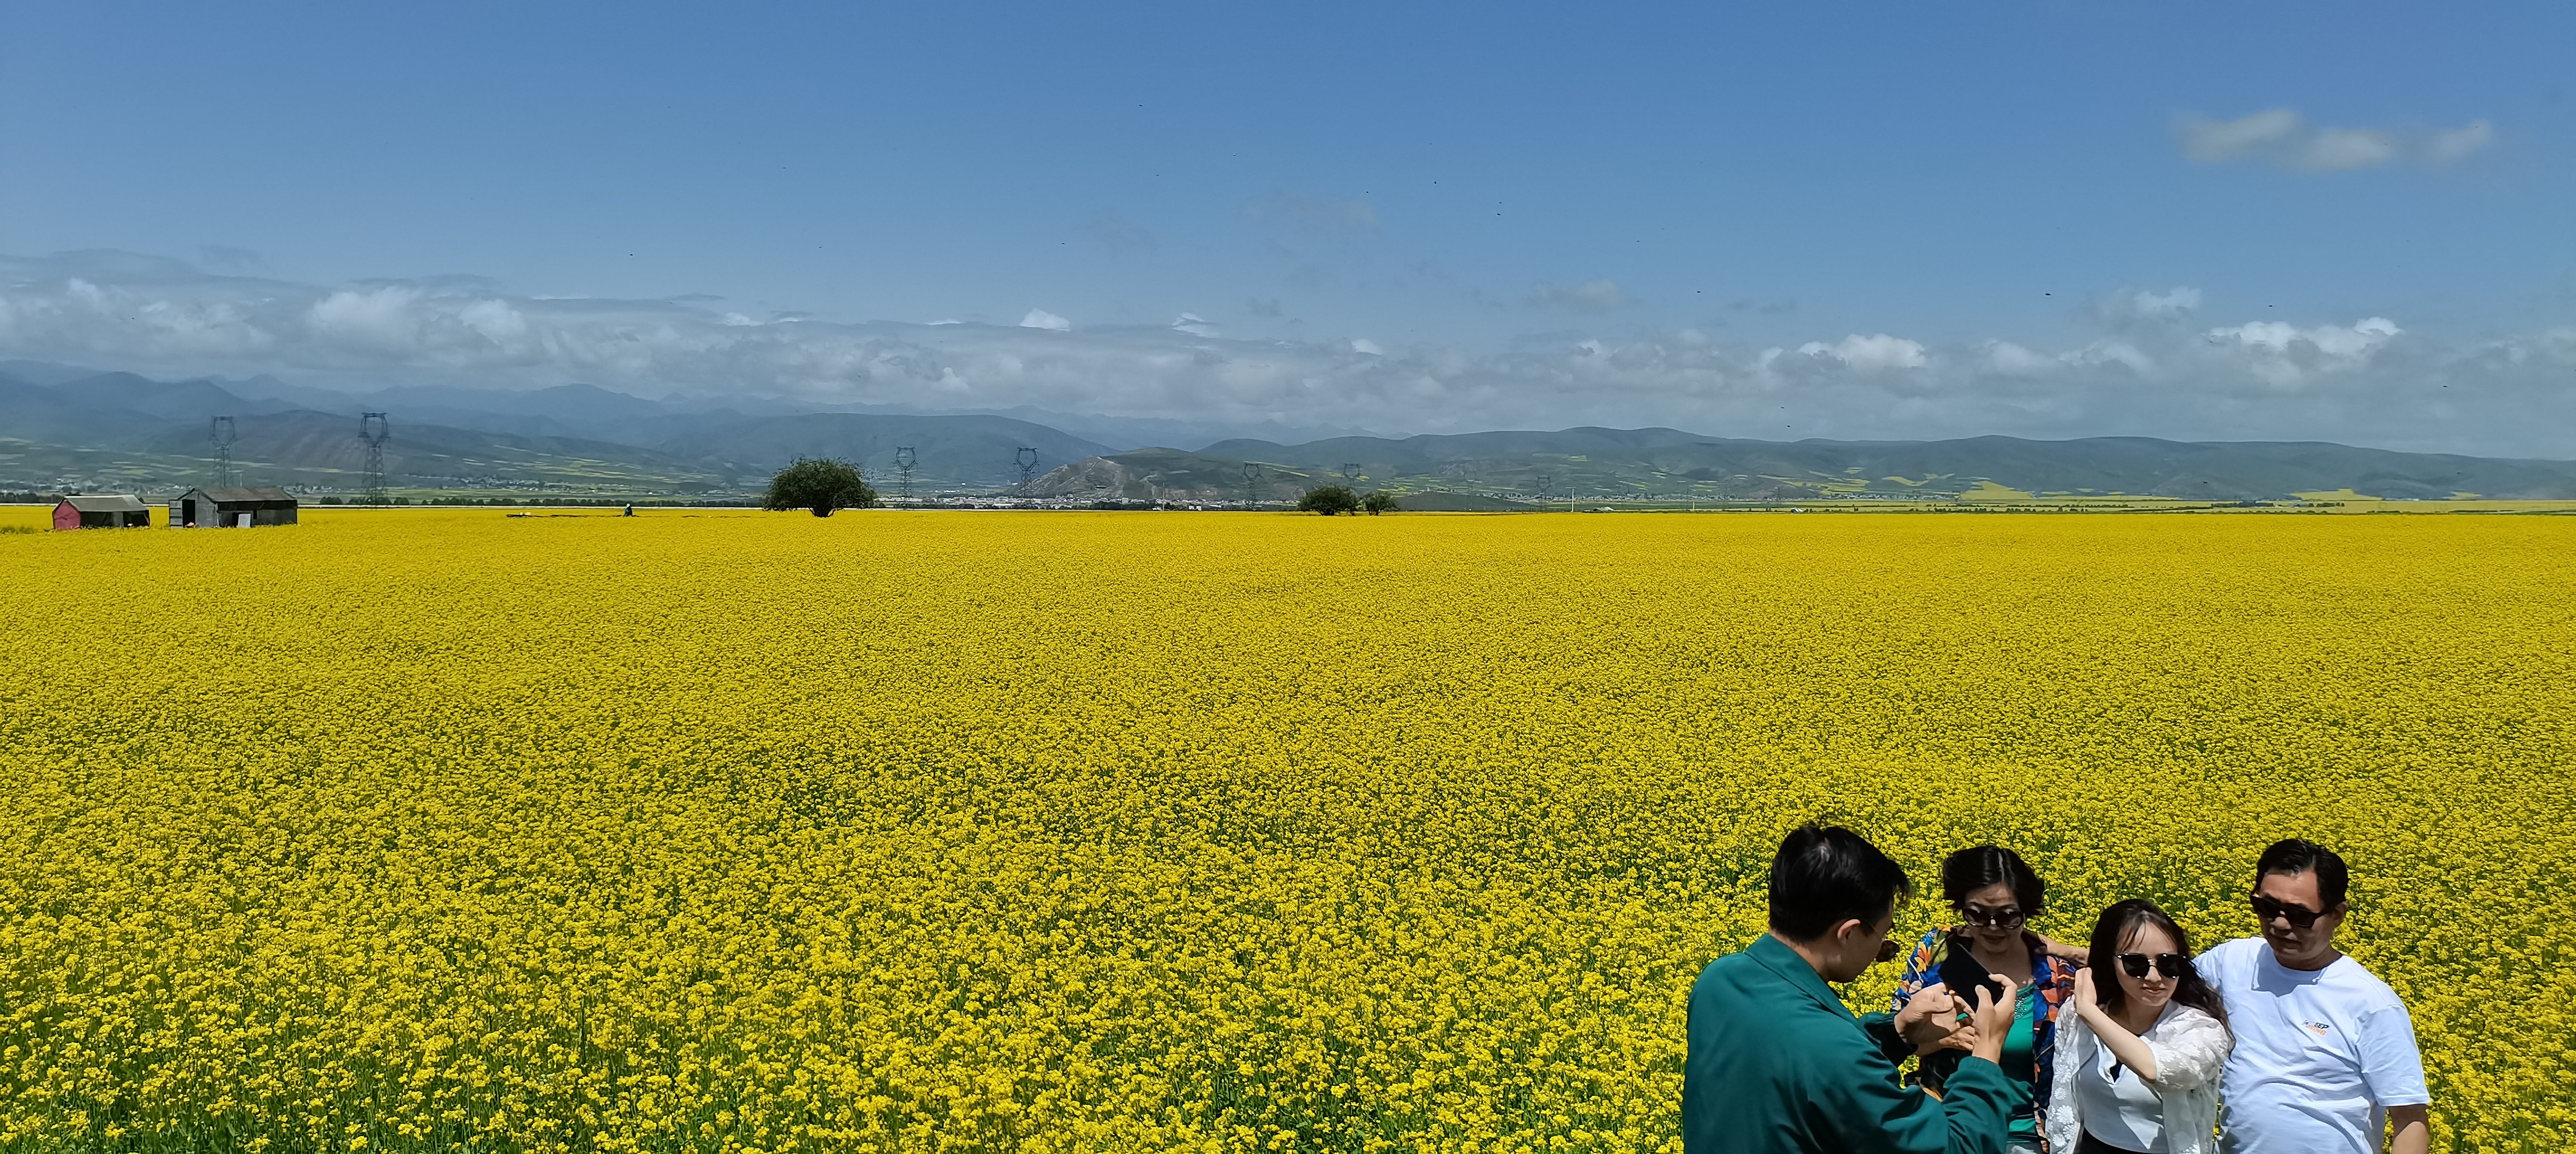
[2197,839,2430,1154]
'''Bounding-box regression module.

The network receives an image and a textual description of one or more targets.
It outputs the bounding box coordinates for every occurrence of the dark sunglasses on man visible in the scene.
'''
[2250,891,2328,929]
[2116,952,2189,980]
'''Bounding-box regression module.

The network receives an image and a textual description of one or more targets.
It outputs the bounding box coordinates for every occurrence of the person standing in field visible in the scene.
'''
[2195,840,2430,1154]
[1684,823,2021,1154]
[1893,846,2087,1154]
[2046,900,2232,1154]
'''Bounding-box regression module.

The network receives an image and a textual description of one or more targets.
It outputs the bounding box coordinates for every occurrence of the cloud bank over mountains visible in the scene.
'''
[4,250,2572,457]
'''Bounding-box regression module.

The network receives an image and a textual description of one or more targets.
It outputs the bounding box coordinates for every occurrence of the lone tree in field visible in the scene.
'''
[1361,491,1398,515]
[1298,484,1362,515]
[764,457,877,517]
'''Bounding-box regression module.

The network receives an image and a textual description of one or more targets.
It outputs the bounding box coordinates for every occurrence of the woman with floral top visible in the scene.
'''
[1894,845,2087,1153]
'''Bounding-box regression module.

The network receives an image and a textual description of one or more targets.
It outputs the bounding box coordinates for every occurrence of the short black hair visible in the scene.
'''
[1769,822,1914,941]
[1941,845,2046,914]
[2255,838,2349,908]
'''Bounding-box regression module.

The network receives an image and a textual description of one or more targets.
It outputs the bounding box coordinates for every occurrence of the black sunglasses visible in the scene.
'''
[1959,905,2026,929]
[1876,937,1902,964]
[2250,892,2328,929]
[2117,952,2189,980]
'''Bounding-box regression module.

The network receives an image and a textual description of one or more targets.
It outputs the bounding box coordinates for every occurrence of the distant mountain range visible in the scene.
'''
[0,363,1115,494]
[6,359,2576,502]
[1121,427,2576,503]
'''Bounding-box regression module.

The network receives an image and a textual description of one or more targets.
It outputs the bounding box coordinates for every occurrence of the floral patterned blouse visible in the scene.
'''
[1891,926,2082,1134]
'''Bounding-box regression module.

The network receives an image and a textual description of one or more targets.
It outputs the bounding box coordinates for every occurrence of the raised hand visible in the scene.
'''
[1895,981,1965,1054]
[2071,964,2100,1021]
[1968,975,2020,1065]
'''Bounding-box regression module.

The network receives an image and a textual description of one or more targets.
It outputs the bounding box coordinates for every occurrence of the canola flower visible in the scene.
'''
[1,509,2570,1153]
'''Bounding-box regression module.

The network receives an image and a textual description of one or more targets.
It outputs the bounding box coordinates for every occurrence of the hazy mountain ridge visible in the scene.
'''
[0,365,1117,491]
[1168,428,2576,502]
[7,361,2576,500]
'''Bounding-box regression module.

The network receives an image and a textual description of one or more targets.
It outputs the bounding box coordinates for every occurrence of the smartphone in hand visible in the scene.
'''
[1934,943,2005,1008]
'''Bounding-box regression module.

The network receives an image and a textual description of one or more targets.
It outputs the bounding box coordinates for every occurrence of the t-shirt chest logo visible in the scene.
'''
[2303,1020,2332,1037]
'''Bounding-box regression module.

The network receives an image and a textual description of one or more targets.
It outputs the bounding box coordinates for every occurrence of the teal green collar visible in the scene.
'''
[1748,932,1856,1019]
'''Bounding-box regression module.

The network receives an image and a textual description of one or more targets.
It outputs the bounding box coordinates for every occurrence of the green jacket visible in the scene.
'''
[1684,934,2014,1154]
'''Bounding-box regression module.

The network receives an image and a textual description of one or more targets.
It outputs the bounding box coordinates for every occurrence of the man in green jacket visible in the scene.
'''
[1684,823,2020,1153]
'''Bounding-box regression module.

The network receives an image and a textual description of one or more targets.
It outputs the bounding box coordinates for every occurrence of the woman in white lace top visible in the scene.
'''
[2047,900,2233,1154]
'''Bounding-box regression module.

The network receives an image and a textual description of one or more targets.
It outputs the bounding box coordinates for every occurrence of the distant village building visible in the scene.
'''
[53,494,153,530]
[173,486,299,528]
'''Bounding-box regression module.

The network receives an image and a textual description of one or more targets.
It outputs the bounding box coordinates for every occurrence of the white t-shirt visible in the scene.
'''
[2196,937,2429,1154]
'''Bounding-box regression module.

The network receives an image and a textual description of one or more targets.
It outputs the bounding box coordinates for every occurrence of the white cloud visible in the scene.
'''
[2201,316,2400,384]
[2067,340,2156,376]
[1797,333,1927,371]
[308,286,429,349]
[3,250,2573,457]
[2177,109,2496,171]
[1019,309,1071,332]
[2179,108,2304,162]
[2299,127,2398,172]
[1981,340,2058,377]
[1170,313,1218,337]
[2426,120,2496,164]
[2096,286,2203,327]
[1531,280,1636,314]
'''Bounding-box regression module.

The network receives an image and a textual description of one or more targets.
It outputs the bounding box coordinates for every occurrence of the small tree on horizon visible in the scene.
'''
[1361,491,1398,515]
[1298,484,1362,515]
[764,457,877,517]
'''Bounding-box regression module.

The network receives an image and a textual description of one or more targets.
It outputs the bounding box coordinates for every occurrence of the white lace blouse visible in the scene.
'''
[2045,1000,2232,1154]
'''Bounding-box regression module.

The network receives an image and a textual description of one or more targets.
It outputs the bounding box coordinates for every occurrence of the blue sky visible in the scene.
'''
[3,2,2572,451]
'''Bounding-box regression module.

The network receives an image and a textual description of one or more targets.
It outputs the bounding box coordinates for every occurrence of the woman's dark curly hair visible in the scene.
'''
[1940,845,2045,914]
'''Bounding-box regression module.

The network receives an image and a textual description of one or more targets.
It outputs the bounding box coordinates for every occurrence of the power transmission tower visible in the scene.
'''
[358,412,391,504]
[894,446,917,501]
[209,416,239,487]
[1242,462,1262,510]
[1338,462,1363,488]
[1014,446,1040,489]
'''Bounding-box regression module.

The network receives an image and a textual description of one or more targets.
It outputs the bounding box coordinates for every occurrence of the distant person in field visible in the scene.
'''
[1893,846,2087,1154]
[1684,823,2020,1153]
[2046,900,2232,1154]
[2196,840,2429,1154]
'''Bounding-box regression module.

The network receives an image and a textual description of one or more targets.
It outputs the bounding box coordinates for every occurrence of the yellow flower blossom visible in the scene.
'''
[0,509,2566,1151]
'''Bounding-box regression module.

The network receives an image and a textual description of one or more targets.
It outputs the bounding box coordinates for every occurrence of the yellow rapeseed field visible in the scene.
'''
[2,509,2569,1153]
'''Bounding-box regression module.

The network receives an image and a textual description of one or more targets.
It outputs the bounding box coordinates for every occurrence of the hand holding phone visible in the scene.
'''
[1968,975,2020,1065]
[1934,949,2006,1009]
[1896,982,1968,1054]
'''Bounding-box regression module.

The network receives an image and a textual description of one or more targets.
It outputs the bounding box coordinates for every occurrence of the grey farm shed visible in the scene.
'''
[174,486,299,528]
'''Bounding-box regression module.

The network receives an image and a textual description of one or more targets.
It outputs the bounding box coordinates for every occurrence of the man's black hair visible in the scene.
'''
[2255,838,2349,908]
[1769,822,1914,941]
[1940,845,2046,914]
